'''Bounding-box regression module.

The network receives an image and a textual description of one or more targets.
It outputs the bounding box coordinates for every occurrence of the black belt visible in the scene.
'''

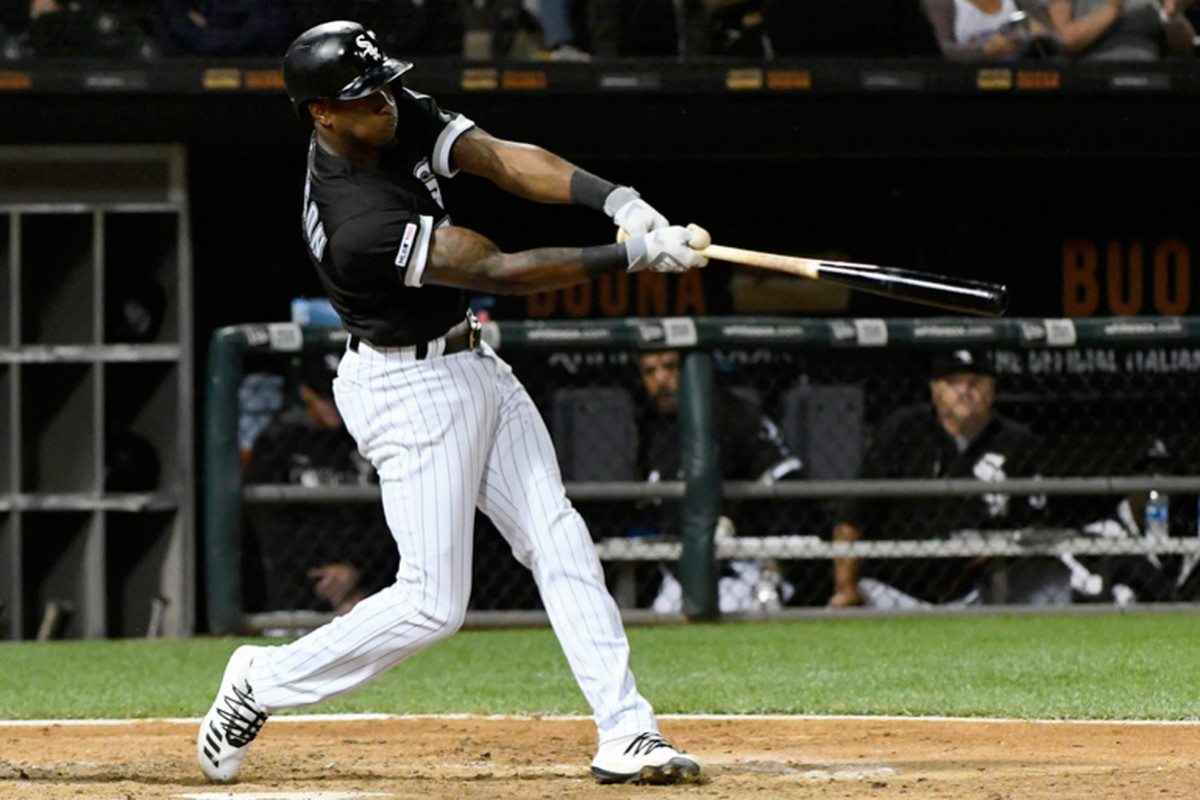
[349,324,478,359]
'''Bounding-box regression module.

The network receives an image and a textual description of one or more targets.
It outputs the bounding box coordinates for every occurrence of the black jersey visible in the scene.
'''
[839,403,1041,539]
[640,388,800,486]
[838,403,1043,604]
[300,87,476,346]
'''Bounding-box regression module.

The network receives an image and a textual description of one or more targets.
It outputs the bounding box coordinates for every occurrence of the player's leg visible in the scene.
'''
[475,350,700,784]
[199,350,494,781]
[253,353,495,697]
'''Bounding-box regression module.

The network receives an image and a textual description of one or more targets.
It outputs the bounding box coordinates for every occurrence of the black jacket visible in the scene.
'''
[838,403,1043,603]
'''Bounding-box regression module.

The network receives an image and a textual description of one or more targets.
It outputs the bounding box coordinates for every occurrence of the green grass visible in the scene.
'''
[2,612,1199,721]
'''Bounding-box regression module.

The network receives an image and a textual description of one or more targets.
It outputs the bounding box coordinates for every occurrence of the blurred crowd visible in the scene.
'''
[0,0,1196,61]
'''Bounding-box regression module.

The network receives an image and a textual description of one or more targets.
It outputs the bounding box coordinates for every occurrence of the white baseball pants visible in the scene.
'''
[247,336,659,743]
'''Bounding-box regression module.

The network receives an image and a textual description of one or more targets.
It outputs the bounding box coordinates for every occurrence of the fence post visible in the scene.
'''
[203,326,247,635]
[677,349,720,621]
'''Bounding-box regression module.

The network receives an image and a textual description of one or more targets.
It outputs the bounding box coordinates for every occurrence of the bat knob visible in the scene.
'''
[685,223,712,250]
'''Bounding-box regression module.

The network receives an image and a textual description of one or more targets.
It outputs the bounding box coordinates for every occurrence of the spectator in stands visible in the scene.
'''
[535,0,591,59]
[829,349,1046,609]
[630,348,803,613]
[703,0,766,56]
[921,0,1064,60]
[241,352,399,616]
[10,0,156,57]
[585,0,709,57]
[153,0,295,56]
[1043,0,1197,60]
[296,1,463,57]
[580,0,762,57]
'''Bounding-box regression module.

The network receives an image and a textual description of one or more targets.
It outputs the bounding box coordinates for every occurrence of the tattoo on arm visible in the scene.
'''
[424,226,627,294]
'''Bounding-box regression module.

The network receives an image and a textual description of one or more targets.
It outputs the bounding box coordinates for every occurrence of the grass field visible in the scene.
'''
[3,611,1199,721]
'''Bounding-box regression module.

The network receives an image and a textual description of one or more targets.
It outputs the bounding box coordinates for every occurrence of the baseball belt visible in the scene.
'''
[349,314,481,359]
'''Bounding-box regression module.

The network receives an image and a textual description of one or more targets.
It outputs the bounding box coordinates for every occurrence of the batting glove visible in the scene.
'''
[626,225,710,274]
[604,186,669,237]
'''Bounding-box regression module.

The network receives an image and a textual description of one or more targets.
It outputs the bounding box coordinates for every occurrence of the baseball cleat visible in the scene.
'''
[197,645,269,782]
[590,731,702,784]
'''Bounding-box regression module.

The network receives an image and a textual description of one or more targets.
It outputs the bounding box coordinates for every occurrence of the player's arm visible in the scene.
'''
[419,224,708,295]
[449,126,669,236]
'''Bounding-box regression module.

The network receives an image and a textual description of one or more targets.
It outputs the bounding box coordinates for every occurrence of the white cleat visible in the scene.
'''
[197,645,269,782]
[590,731,702,784]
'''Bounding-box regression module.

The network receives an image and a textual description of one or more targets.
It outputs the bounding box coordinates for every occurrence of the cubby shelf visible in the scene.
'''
[0,144,194,640]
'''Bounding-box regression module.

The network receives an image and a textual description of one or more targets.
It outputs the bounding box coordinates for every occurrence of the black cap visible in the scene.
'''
[930,349,995,381]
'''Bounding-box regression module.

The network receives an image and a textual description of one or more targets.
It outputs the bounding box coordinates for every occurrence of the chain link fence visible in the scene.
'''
[205,317,1200,634]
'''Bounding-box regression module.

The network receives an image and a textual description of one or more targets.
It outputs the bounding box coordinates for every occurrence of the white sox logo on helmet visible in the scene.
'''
[355,33,383,65]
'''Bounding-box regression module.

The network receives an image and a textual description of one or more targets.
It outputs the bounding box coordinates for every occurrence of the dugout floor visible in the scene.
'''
[1,715,1197,798]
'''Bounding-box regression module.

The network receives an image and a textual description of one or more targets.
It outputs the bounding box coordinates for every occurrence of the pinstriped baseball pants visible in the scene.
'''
[247,339,659,743]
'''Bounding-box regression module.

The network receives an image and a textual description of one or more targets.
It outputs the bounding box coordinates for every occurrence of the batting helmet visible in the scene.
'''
[282,21,413,120]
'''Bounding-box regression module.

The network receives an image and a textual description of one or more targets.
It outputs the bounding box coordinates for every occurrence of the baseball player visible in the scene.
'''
[198,19,707,786]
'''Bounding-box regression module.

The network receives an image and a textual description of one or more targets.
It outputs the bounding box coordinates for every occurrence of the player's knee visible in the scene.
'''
[413,598,468,640]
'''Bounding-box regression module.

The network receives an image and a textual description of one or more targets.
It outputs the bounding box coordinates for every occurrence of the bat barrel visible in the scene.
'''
[816,263,1009,317]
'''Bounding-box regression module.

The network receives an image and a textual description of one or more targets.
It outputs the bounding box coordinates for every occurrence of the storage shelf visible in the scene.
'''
[0,202,184,215]
[0,144,193,641]
[5,493,179,512]
[0,345,181,363]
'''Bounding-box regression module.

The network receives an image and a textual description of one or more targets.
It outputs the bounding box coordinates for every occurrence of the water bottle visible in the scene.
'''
[1145,489,1170,539]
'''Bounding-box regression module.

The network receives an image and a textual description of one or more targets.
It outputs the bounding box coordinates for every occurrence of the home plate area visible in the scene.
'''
[1,715,1197,799]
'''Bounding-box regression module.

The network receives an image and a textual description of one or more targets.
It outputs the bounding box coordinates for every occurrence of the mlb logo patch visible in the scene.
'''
[395,223,418,268]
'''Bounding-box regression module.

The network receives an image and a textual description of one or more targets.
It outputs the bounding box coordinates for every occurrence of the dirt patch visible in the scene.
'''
[1,716,1199,799]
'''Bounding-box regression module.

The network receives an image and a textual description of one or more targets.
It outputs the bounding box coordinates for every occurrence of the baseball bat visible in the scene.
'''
[619,226,1008,317]
[705,244,1009,317]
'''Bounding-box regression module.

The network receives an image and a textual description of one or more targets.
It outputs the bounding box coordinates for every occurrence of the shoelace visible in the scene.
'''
[217,682,267,748]
[622,732,672,757]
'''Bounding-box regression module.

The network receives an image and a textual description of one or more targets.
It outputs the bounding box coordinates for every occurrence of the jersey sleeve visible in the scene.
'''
[401,87,476,179]
[717,391,803,482]
[328,207,439,289]
[835,406,910,533]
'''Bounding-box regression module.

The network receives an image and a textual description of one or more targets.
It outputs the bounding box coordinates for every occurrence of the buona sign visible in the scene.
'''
[1063,238,1192,317]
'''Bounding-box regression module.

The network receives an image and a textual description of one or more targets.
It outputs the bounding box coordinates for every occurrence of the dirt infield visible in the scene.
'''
[1,715,1198,799]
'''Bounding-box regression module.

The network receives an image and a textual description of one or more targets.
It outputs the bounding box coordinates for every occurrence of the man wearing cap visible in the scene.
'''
[829,349,1044,608]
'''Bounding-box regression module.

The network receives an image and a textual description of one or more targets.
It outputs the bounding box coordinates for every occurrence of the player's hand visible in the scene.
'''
[309,563,363,613]
[604,186,669,237]
[625,224,710,274]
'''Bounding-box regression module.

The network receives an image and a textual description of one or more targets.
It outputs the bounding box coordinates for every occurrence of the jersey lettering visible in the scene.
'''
[413,158,444,208]
[302,169,328,261]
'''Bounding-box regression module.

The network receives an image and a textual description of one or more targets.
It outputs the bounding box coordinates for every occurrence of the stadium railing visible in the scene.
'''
[204,316,1200,635]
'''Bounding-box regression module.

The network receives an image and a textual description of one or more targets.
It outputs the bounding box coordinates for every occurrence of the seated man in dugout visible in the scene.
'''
[631,348,804,613]
[829,349,1047,609]
[241,353,399,618]
[1066,436,1199,605]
